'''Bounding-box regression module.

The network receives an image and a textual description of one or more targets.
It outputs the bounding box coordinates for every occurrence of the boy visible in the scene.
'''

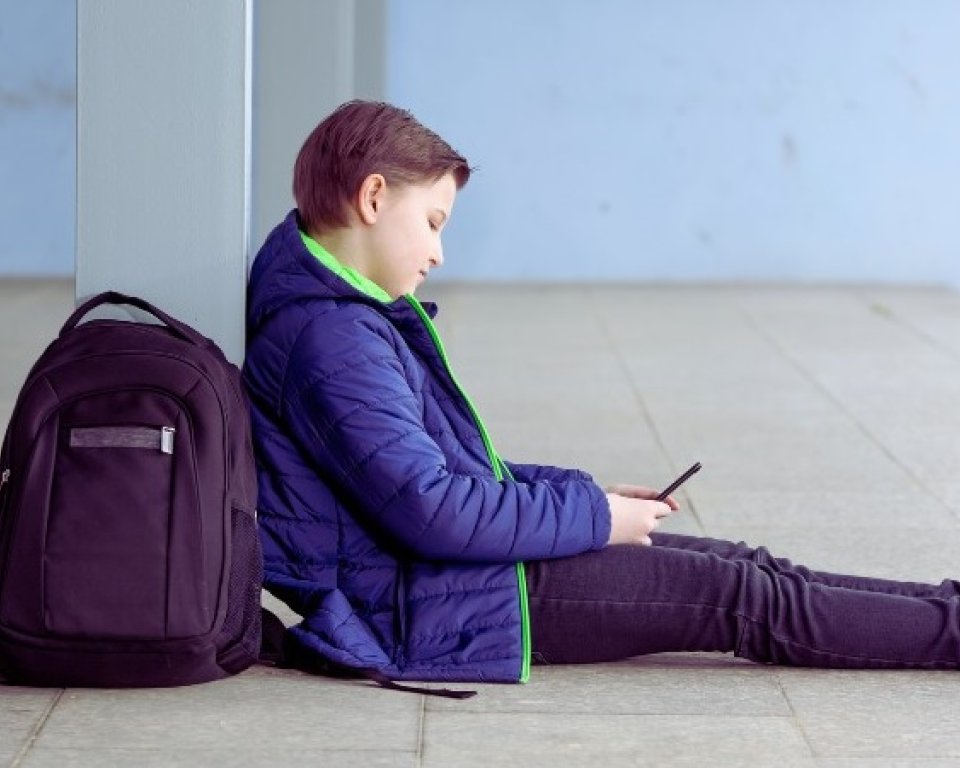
[243,100,960,688]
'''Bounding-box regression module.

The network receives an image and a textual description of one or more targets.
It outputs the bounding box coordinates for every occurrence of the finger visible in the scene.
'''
[607,485,658,499]
[640,487,679,507]
[654,502,673,519]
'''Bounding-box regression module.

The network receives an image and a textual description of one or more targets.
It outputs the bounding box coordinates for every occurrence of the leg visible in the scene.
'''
[651,531,960,599]
[527,541,960,669]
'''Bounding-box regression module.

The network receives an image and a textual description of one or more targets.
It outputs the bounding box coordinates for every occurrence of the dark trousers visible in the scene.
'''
[527,533,960,669]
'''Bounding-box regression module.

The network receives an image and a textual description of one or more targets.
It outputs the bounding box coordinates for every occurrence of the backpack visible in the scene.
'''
[0,292,263,687]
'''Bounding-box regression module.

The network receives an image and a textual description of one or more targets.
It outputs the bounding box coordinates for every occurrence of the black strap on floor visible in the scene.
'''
[258,607,287,666]
[360,668,477,699]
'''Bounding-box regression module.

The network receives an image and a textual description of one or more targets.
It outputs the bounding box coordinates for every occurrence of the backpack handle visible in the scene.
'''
[61,291,208,347]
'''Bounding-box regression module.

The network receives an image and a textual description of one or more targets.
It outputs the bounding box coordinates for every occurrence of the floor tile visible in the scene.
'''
[32,669,419,752]
[421,712,812,767]
[691,489,957,530]
[18,748,415,768]
[426,656,789,716]
[703,524,960,583]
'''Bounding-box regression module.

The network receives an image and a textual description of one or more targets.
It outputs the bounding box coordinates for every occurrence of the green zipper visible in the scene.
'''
[405,296,532,683]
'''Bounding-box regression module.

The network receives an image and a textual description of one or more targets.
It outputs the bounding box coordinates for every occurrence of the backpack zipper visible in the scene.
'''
[0,468,10,514]
[69,425,177,454]
[0,468,13,598]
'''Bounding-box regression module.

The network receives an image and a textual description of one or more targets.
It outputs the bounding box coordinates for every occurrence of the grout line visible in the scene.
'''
[584,286,707,535]
[400,709,804,719]
[11,688,65,768]
[853,287,960,367]
[416,695,426,768]
[738,299,958,521]
[774,674,819,759]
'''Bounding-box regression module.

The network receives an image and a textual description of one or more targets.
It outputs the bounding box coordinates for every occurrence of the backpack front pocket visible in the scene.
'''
[42,391,211,639]
[44,420,181,639]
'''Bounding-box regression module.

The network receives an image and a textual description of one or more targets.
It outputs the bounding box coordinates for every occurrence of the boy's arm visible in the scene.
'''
[281,316,611,563]
[501,460,594,485]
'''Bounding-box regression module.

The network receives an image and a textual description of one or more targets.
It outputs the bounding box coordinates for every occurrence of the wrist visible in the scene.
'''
[595,487,613,548]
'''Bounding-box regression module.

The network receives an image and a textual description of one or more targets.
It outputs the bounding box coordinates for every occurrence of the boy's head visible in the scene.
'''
[293,101,471,236]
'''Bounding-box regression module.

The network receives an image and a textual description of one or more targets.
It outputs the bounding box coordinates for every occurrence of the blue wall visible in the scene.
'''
[388,0,960,284]
[0,0,75,275]
[3,1,959,283]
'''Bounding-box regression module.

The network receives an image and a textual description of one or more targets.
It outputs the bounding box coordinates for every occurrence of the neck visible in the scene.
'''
[308,227,369,276]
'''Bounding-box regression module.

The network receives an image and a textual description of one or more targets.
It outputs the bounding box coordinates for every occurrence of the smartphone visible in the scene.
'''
[655,462,702,502]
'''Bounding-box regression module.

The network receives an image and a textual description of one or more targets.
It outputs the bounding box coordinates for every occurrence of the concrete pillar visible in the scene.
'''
[76,0,385,364]
[76,0,252,362]
[251,0,385,257]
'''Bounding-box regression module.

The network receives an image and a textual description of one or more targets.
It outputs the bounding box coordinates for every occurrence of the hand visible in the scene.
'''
[605,484,680,512]
[605,491,674,547]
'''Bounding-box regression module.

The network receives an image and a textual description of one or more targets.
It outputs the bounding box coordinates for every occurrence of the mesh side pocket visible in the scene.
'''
[216,506,263,673]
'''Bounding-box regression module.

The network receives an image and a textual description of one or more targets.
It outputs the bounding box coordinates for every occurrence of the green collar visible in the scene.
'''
[300,230,393,304]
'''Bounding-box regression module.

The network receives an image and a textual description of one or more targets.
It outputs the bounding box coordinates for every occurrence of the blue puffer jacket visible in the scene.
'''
[242,211,611,682]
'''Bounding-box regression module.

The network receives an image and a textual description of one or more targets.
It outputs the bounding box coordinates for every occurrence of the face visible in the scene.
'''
[362,172,457,299]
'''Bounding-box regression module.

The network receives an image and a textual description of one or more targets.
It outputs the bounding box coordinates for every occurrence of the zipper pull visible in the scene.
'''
[160,427,176,455]
[0,469,10,514]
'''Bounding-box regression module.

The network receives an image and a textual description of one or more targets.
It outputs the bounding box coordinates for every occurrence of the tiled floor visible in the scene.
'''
[2,279,960,766]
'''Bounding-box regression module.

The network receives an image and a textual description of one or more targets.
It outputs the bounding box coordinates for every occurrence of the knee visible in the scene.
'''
[748,545,774,566]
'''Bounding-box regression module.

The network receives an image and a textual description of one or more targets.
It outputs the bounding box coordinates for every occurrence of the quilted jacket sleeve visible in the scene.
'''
[502,461,595,485]
[281,313,611,563]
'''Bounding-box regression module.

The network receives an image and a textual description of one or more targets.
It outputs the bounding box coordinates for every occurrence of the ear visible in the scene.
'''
[356,173,387,226]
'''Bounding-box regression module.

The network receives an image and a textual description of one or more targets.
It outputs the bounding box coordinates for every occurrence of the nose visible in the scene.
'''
[431,242,444,268]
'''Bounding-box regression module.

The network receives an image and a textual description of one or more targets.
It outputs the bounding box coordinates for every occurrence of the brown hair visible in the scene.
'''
[293,100,471,234]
